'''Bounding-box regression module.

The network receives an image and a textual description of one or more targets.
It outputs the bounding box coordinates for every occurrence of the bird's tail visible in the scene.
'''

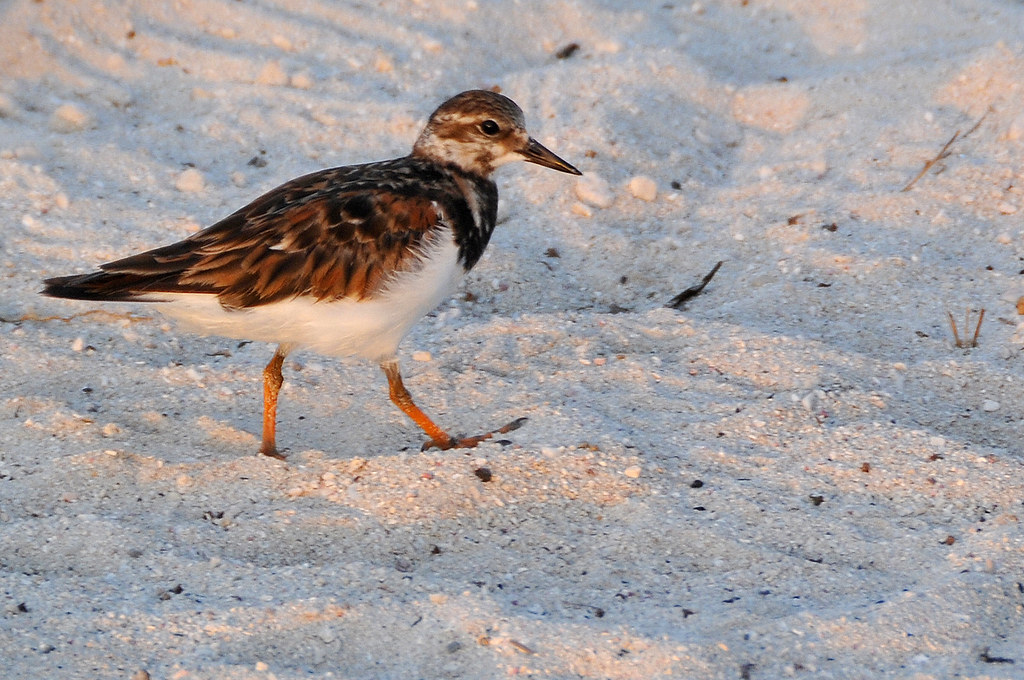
[41,271,169,302]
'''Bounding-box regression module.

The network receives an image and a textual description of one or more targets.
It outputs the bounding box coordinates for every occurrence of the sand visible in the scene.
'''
[2,0,1024,678]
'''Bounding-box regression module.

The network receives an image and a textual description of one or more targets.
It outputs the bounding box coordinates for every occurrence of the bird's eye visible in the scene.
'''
[480,120,500,135]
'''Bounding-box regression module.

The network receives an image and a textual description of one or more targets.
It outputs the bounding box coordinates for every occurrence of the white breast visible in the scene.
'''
[158,229,463,363]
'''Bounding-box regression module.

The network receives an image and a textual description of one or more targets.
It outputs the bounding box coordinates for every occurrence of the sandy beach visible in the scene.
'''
[2,0,1024,677]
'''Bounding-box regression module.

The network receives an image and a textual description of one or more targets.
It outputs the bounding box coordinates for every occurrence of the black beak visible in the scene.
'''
[521,138,582,175]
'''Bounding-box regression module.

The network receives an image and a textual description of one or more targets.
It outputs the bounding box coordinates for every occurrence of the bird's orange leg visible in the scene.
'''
[380,360,526,451]
[259,346,289,459]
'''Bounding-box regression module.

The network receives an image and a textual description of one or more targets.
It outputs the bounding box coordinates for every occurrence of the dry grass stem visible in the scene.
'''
[901,108,991,192]
[948,307,985,348]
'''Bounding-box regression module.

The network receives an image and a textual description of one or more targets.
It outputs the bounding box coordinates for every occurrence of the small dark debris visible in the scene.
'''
[690,479,704,488]
[861,462,871,473]
[446,641,463,654]
[564,601,605,618]
[474,467,492,482]
[248,153,268,168]
[666,261,723,310]
[681,608,696,618]
[394,557,413,573]
[617,648,630,657]
[777,76,789,82]
[463,291,478,302]
[431,545,442,555]
[980,648,1015,664]
[809,494,825,506]
[693,506,706,511]
[670,180,682,190]
[15,602,28,614]
[607,303,631,314]
[941,535,955,545]
[555,42,581,59]
[822,222,838,232]
[915,330,929,338]
[740,662,755,680]
[723,596,740,603]
[928,453,944,461]
[126,30,136,39]
[817,282,832,288]
[508,639,536,655]
[787,214,803,225]
[158,584,183,600]
[619,275,628,284]
[127,548,144,558]
[544,247,560,258]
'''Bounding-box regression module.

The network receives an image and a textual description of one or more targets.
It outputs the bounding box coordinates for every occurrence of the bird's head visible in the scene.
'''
[412,90,581,178]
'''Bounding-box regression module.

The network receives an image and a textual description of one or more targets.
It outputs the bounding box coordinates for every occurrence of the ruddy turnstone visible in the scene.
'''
[42,89,581,458]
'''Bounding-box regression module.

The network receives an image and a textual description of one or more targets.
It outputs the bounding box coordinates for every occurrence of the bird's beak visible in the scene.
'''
[521,138,582,175]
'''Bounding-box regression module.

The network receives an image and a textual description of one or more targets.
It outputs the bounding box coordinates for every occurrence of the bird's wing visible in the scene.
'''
[46,163,451,308]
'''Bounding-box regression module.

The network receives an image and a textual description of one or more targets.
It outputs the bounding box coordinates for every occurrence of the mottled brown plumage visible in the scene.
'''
[43,160,484,309]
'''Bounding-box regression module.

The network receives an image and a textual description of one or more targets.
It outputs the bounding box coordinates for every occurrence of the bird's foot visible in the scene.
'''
[422,417,527,451]
[259,444,288,460]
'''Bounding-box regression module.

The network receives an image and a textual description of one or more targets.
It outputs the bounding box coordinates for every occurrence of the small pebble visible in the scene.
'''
[571,202,593,217]
[50,103,92,133]
[623,465,642,479]
[256,61,288,86]
[982,399,1000,412]
[429,593,448,605]
[411,350,432,362]
[175,168,205,193]
[627,175,657,201]
[574,174,614,209]
[290,72,314,89]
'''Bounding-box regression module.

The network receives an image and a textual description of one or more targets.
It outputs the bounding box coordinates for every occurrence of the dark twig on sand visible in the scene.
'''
[666,261,723,310]
[901,109,990,192]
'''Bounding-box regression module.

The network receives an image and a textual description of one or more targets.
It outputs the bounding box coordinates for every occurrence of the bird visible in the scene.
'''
[41,90,581,459]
